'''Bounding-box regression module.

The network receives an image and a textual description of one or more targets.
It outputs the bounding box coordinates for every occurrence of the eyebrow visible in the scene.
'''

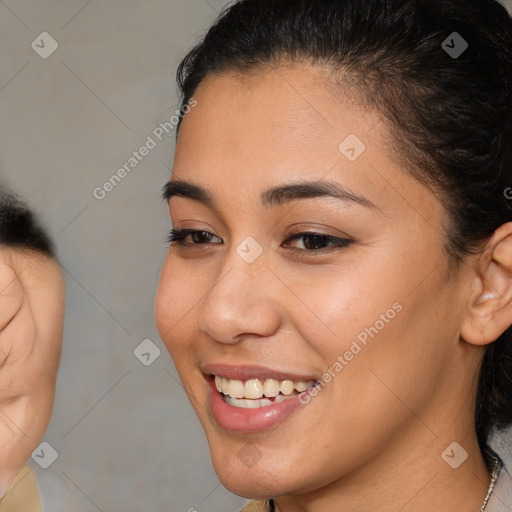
[162,179,377,210]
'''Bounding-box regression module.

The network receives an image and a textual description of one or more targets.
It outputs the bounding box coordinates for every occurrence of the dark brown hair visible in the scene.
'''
[0,188,55,257]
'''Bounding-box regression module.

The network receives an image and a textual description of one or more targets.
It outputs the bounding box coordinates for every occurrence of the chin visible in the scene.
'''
[216,468,282,501]
[207,441,300,500]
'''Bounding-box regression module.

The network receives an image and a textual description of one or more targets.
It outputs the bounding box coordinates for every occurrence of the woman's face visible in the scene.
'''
[155,65,480,498]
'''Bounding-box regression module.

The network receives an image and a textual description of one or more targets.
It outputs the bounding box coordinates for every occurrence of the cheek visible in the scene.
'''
[286,254,452,420]
[155,257,205,358]
[272,261,401,359]
[318,271,454,435]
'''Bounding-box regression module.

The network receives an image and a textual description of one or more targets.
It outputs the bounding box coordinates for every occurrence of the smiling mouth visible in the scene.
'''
[213,375,317,409]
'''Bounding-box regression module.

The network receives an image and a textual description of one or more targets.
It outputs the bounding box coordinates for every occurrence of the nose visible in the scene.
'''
[197,249,282,344]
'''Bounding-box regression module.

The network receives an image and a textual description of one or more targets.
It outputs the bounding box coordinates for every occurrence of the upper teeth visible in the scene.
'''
[214,376,315,399]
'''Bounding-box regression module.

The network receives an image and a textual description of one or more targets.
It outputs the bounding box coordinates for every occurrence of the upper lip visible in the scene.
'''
[202,363,318,382]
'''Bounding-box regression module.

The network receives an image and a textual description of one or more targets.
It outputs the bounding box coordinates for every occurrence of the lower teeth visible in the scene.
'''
[223,393,298,409]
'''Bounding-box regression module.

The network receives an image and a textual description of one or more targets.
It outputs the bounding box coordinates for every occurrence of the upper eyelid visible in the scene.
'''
[169,228,350,243]
[169,228,222,242]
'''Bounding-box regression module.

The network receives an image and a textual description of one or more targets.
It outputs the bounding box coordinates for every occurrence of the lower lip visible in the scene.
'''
[207,376,306,433]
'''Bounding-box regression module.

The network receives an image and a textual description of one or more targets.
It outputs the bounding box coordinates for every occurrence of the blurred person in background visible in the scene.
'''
[0,189,68,511]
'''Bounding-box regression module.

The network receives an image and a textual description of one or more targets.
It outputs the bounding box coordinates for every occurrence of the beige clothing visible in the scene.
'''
[0,462,69,512]
[241,501,271,511]
[0,465,41,512]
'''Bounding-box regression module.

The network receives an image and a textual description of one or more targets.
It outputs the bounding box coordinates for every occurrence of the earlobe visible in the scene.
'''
[460,222,512,346]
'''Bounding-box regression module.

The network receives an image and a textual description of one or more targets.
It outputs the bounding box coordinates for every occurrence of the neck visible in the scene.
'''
[274,424,491,512]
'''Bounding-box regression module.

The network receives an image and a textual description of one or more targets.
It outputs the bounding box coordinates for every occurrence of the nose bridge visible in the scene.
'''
[197,237,280,343]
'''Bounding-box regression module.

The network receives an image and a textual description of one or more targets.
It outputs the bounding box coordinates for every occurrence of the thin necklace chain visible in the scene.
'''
[479,449,503,512]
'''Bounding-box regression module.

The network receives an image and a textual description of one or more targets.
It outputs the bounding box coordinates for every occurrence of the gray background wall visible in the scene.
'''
[1,1,511,511]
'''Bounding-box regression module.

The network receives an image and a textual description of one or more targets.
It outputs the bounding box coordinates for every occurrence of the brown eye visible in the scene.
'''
[283,232,353,255]
[167,229,222,247]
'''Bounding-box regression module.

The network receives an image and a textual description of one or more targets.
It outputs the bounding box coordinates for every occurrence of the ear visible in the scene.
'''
[461,222,512,346]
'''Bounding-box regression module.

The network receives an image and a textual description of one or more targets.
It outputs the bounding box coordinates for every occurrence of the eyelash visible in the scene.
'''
[166,228,353,257]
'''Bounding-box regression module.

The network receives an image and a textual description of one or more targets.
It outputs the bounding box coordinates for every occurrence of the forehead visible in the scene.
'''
[174,66,385,198]
[178,64,370,154]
